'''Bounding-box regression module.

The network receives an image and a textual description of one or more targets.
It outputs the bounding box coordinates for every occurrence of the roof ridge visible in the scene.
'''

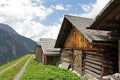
[64,14,94,20]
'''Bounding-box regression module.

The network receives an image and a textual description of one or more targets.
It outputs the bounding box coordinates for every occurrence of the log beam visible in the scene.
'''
[119,40,120,72]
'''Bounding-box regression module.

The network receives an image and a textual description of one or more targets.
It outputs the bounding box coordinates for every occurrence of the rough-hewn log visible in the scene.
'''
[85,59,103,66]
[85,66,102,74]
[85,62,102,70]
[86,53,103,57]
[86,55,102,62]
[85,69,101,77]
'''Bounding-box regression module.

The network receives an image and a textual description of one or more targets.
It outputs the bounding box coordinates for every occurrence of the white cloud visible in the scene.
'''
[0,0,111,43]
[79,4,92,12]
[79,0,110,18]
[0,0,53,21]
[54,4,65,10]
[40,23,61,39]
[51,4,71,11]
[0,0,60,42]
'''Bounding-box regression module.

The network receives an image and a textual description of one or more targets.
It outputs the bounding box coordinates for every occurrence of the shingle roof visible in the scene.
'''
[40,38,60,55]
[65,15,109,42]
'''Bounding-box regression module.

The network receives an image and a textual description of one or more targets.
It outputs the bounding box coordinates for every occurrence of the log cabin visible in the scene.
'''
[55,15,118,77]
[39,38,60,65]
[87,0,120,75]
[87,0,120,77]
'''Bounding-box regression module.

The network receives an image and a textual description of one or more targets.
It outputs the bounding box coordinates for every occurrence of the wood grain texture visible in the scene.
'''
[64,27,92,49]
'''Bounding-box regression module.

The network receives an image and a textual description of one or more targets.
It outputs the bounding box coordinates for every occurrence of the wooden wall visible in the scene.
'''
[84,41,118,77]
[44,54,60,65]
[35,46,42,62]
[60,26,118,76]
[42,54,45,64]
[119,40,120,72]
[61,49,84,75]
[73,50,84,75]
[61,49,73,64]
[61,27,93,75]
[64,27,92,49]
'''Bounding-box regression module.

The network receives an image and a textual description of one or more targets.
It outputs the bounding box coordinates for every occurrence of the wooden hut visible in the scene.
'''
[40,38,60,65]
[55,15,116,76]
[87,0,120,74]
[35,45,42,62]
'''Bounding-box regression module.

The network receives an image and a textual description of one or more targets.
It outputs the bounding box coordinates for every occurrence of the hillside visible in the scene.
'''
[0,23,37,65]
[0,54,82,80]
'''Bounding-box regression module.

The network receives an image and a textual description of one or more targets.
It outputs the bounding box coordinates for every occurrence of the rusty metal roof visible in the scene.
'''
[40,38,60,55]
[55,15,110,48]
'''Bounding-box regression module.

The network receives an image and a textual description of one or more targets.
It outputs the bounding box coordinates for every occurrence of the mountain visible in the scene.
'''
[0,23,37,65]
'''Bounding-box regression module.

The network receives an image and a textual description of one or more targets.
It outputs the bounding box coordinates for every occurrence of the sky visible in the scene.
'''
[0,0,110,43]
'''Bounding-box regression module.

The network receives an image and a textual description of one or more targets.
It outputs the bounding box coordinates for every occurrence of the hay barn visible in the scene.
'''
[87,0,120,75]
[55,15,118,77]
[39,38,60,65]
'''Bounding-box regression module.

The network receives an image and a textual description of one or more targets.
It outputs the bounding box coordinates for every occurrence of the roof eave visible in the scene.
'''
[54,17,67,48]
[54,16,72,48]
[88,0,120,30]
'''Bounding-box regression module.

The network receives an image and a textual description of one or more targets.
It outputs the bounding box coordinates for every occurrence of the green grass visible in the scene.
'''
[0,54,27,71]
[0,54,31,80]
[20,57,83,80]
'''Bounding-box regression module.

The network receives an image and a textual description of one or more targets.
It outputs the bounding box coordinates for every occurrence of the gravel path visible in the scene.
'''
[13,55,32,80]
[0,58,24,74]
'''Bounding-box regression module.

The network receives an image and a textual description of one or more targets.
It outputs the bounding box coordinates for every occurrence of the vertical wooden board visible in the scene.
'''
[64,27,92,49]
[61,50,73,64]
[45,56,59,65]
[43,54,45,64]
[44,55,47,65]
[35,46,42,62]
[42,54,44,64]
[73,50,84,75]
[119,40,120,72]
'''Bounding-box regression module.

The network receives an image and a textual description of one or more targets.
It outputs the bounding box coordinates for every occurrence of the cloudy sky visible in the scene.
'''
[0,0,110,43]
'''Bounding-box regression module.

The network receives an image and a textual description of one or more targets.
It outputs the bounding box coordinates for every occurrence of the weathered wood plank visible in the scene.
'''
[64,27,92,49]
[85,52,102,56]
[85,58,103,66]
[119,40,120,72]
[86,56,103,62]
[85,62,102,70]
[86,55,102,60]
[61,58,72,62]
[86,56,116,65]
[73,51,84,75]
[85,69,101,77]
[85,66,102,74]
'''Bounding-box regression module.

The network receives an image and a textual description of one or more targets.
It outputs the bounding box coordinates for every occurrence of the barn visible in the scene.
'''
[55,15,118,77]
[39,38,60,65]
[88,0,120,75]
